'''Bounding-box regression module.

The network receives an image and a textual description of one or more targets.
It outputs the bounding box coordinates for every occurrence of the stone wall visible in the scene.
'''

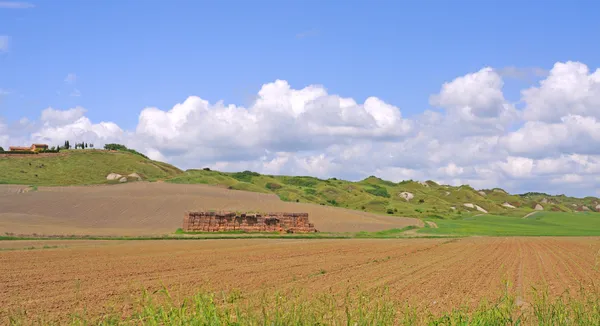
[183,211,317,233]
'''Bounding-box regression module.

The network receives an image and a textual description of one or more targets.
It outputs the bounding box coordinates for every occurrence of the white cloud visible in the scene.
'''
[41,107,87,126]
[0,35,9,52]
[3,61,600,197]
[522,61,600,122]
[0,1,34,8]
[430,67,518,125]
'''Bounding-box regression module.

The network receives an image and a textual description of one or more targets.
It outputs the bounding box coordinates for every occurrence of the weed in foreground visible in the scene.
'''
[5,284,599,325]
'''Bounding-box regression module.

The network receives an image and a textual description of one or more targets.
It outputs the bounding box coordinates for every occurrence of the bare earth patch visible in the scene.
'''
[0,183,421,235]
[0,237,598,323]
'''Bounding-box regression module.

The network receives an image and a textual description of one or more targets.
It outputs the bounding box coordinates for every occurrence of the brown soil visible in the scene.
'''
[0,182,421,235]
[0,237,598,323]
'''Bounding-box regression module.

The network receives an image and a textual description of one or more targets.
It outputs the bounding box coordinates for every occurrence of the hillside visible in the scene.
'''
[166,169,600,219]
[0,150,182,186]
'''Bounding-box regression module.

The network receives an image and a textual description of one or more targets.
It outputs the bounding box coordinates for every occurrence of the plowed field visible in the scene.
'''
[0,183,421,235]
[1,237,598,322]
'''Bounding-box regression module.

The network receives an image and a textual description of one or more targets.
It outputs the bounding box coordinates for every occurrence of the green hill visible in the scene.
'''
[166,169,600,219]
[0,149,182,186]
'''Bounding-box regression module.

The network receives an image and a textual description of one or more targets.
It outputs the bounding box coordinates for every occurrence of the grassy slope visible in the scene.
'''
[166,169,600,220]
[420,211,600,236]
[0,150,182,186]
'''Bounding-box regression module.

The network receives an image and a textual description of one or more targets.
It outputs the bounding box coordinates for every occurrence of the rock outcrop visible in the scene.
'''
[183,211,317,233]
[119,177,128,183]
[478,191,487,197]
[596,204,600,211]
[399,192,414,202]
[463,203,488,213]
[106,173,122,181]
[128,173,142,181]
[534,204,544,211]
[502,202,516,209]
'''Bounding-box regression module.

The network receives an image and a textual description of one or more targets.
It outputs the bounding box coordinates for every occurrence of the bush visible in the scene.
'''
[0,151,37,155]
[386,208,394,214]
[104,143,128,151]
[304,188,317,195]
[282,176,319,188]
[327,199,338,206]
[104,143,149,159]
[365,185,390,198]
[265,182,282,190]
[231,170,260,183]
[203,167,211,171]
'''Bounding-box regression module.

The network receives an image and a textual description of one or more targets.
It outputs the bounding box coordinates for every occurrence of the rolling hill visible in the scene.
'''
[166,169,600,219]
[1,149,598,221]
[0,149,182,186]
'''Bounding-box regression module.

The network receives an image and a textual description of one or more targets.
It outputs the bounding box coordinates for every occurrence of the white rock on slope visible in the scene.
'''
[399,192,414,201]
[106,173,122,181]
[464,203,488,213]
[502,202,516,209]
[534,204,544,211]
[128,173,142,181]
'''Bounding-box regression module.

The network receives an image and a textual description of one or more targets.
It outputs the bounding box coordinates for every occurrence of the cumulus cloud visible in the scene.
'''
[522,61,600,122]
[2,61,600,197]
[430,67,518,126]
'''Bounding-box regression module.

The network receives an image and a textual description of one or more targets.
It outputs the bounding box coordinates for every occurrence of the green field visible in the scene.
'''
[0,150,182,186]
[420,211,600,236]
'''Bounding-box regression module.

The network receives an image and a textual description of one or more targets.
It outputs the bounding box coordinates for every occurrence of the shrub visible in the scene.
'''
[203,167,211,171]
[104,143,128,151]
[327,199,338,206]
[304,188,317,195]
[386,208,394,214]
[231,170,260,183]
[103,143,148,159]
[0,151,37,155]
[365,185,390,198]
[282,176,319,188]
[419,199,425,203]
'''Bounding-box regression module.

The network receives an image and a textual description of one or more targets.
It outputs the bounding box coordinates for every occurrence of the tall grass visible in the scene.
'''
[6,284,599,325]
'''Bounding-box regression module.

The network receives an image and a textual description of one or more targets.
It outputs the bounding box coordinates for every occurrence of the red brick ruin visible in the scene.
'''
[183,211,318,233]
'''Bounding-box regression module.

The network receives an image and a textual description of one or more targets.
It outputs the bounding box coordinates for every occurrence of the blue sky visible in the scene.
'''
[2,0,599,127]
[2,0,600,196]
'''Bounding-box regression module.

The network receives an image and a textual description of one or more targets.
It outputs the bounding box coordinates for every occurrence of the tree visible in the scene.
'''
[85,143,88,149]
[0,146,4,152]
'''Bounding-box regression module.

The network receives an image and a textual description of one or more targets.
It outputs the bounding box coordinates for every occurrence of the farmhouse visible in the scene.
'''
[8,144,49,152]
